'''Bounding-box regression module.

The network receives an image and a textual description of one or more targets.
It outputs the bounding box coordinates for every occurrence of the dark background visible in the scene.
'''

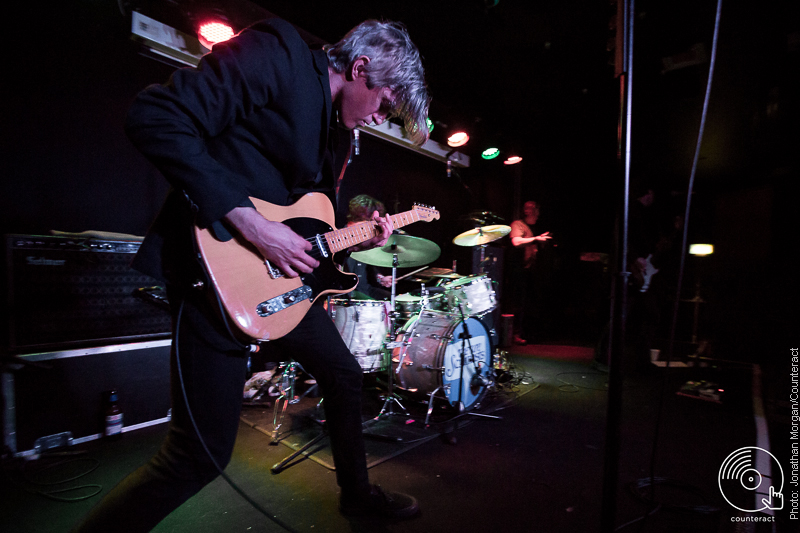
[2,0,797,364]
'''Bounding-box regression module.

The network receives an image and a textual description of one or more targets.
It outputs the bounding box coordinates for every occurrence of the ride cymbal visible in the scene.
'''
[350,234,441,268]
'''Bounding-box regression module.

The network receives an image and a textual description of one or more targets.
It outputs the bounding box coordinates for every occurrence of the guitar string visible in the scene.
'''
[301,207,431,258]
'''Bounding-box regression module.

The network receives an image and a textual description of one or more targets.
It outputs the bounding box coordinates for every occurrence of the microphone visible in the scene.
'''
[471,371,490,389]
[353,129,360,156]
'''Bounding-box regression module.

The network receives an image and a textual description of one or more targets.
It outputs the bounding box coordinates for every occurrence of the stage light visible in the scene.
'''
[689,244,714,256]
[481,147,500,160]
[504,156,523,165]
[426,117,434,132]
[447,131,469,147]
[197,21,234,49]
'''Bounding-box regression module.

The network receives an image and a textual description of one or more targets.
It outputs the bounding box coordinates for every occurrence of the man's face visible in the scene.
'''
[338,58,397,130]
[524,201,539,221]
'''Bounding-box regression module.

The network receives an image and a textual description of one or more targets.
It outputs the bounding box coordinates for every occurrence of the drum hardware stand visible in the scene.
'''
[474,226,488,274]
[270,422,327,474]
[385,280,440,418]
[470,225,492,275]
[268,361,330,474]
[270,361,322,444]
[375,250,410,419]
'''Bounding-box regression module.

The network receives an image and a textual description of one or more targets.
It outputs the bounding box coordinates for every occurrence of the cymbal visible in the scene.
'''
[414,267,462,279]
[452,224,511,247]
[461,210,506,226]
[350,234,441,268]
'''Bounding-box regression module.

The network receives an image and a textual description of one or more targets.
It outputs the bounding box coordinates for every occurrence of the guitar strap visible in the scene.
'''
[334,130,354,201]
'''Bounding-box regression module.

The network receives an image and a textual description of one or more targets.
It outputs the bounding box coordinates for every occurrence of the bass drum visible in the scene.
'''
[392,310,493,411]
[330,299,390,373]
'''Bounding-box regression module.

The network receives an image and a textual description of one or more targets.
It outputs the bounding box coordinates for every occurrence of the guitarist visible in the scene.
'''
[73,19,430,532]
[627,186,682,371]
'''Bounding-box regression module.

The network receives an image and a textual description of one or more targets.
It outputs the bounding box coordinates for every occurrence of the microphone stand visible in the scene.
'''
[446,305,500,444]
[457,304,500,421]
[476,226,487,274]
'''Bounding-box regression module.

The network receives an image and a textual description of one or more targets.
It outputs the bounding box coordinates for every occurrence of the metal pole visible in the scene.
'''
[601,1,634,531]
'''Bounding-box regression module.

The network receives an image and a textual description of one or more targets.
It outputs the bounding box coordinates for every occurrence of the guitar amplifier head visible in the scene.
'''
[6,234,172,353]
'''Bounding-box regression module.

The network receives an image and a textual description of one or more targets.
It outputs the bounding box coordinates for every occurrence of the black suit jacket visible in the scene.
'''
[126,19,337,284]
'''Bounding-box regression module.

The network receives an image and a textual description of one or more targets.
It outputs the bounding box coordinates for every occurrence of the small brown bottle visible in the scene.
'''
[104,390,123,439]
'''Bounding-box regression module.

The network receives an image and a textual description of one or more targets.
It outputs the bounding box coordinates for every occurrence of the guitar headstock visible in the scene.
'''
[411,203,440,222]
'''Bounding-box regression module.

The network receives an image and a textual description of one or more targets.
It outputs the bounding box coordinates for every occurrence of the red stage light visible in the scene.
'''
[504,156,523,165]
[198,21,234,49]
[446,131,469,147]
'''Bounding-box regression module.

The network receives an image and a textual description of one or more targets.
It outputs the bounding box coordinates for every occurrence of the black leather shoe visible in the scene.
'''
[339,484,420,520]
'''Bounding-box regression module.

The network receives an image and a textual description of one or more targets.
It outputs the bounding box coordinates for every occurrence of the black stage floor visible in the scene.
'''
[1,344,791,533]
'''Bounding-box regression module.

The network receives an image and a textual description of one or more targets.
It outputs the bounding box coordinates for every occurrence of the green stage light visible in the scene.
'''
[481,148,500,160]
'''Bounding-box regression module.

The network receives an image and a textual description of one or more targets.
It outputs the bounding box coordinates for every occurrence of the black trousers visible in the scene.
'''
[73,286,368,532]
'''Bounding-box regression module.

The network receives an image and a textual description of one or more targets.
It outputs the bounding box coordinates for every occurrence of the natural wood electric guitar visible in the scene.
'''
[194,193,439,342]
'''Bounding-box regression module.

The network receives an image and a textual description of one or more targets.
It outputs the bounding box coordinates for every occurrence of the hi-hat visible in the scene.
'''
[350,234,441,268]
[452,225,511,247]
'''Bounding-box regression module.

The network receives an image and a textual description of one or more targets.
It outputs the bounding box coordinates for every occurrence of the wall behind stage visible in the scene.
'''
[0,1,527,270]
[1,1,611,350]
[0,1,483,270]
[2,2,175,239]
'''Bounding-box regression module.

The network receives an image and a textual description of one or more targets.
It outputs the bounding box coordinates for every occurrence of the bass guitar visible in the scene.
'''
[194,192,439,341]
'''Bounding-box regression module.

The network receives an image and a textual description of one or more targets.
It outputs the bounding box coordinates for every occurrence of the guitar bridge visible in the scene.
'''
[256,286,312,317]
[264,259,284,280]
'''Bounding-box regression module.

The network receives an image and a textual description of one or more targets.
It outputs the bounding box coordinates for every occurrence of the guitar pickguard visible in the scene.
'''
[282,216,359,300]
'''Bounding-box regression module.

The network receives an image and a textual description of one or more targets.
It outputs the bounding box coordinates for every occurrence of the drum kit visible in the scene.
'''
[330,218,512,422]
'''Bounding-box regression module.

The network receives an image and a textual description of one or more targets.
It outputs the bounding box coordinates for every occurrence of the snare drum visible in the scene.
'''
[442,274,496,316]
[392,310,493,411]
[330,299,390,373]
[394,292,444,320]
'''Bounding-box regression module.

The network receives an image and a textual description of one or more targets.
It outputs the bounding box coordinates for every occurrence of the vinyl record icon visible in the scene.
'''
[718,446,784,512]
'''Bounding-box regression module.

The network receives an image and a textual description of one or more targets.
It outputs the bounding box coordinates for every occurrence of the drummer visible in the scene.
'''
[342,194,393,300]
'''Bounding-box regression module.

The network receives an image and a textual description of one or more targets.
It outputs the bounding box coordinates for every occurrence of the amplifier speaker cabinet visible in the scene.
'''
[3,340,172,454]
[6,234,172,353]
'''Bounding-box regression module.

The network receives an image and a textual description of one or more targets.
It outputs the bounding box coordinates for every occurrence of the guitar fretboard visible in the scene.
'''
[325,209,423,254]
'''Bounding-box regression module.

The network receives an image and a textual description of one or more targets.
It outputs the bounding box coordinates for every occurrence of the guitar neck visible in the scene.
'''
[325,210,422,254]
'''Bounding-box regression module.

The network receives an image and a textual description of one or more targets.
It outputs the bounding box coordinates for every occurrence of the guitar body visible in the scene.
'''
[194,193,357,342]
[639,254,659,293]
[194,193,440,342]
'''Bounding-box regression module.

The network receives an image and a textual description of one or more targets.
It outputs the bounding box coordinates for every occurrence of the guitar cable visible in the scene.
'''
[176,211,371,530]
[170,221,298,533]
[173,299,298,533]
